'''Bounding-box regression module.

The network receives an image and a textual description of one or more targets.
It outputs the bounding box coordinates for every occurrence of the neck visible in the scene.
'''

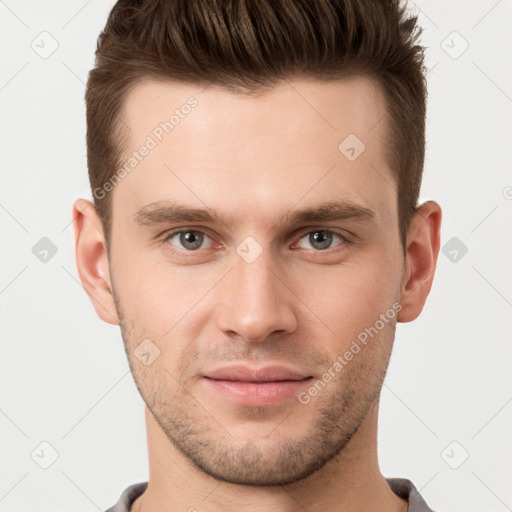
[132,401,407,512]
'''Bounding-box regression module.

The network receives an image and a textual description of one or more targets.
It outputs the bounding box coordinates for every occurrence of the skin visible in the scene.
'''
[73,76,441,512]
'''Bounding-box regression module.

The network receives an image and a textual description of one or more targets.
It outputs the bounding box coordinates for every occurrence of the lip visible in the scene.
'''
[202,365,313,406]
[203,364,311,382]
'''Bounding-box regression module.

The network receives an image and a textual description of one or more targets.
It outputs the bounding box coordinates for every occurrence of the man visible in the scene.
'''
[73,0,441,510]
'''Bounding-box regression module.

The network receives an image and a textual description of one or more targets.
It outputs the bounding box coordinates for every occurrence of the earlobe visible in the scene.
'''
[397,201,442,323]
[72,198,120,325]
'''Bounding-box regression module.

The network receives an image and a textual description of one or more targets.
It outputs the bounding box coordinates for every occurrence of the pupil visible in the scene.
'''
[181,231,202,250]
[311,231,331,250]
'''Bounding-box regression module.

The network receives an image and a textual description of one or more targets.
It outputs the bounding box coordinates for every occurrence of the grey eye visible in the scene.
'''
[297,231,344,251]
[170,231,208,250]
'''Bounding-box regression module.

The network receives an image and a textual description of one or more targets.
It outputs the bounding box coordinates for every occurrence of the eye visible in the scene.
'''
[165,230,213,251]
[162,228,348,254]
[296,230,346,251]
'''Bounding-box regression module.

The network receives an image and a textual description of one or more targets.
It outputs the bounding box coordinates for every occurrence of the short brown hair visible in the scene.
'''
[85,0,427,250]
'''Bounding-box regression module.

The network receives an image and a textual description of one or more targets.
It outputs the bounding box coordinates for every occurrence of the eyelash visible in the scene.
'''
[160,228,352,254]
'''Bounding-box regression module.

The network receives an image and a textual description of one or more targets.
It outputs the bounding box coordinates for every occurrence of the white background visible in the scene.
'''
[1,1,511,511]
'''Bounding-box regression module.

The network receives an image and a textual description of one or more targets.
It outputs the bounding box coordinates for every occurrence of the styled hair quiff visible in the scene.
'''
[86,0,427,249]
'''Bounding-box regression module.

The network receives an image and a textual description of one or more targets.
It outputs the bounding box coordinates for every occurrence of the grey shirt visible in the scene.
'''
[105,478,435,512]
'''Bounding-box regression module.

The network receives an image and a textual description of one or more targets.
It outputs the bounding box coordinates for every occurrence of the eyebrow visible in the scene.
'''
[133,199,376,230]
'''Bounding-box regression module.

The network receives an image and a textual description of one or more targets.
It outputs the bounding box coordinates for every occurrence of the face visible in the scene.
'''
[105,77,406,485]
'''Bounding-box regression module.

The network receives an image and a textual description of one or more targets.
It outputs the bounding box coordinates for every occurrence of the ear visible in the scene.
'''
[397,200,442,323]
[72,198,120,325]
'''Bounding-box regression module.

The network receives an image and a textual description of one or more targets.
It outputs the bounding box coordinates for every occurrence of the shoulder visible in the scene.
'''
[386,477,437,512]
[104,482,148,512]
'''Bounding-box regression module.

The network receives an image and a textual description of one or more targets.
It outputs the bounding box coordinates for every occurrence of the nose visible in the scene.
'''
[214,247,298,343]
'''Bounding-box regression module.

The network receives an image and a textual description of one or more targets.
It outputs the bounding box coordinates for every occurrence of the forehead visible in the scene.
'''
[121,76,389,154]
[114,76,396,229]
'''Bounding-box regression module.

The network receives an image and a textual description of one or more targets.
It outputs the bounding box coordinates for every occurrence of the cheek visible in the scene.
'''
[110,246,222,340]
[110,226,402,344]
[295,255,401,345]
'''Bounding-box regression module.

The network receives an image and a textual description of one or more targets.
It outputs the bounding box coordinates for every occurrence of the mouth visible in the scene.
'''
[202,365,314,406]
